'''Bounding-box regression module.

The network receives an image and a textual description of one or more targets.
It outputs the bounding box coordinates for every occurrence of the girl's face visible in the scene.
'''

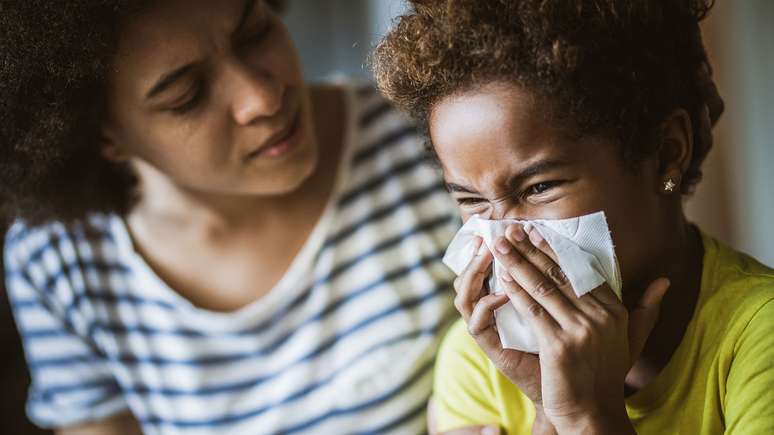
[429,81,668,290]
[102,0,317,196]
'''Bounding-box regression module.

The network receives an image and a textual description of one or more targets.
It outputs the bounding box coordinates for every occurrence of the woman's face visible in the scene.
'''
[429,81,667,289]
[102,0,316,196]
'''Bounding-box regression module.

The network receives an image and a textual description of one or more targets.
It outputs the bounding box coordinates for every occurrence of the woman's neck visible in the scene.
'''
[128,84,347,239]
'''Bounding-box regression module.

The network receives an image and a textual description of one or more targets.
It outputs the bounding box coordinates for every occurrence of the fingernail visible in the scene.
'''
[528,229,544,245]
[500,272,513,282]
[659,278,671,297]
[482,426,501,435]
[510,224,527,242]
[495,238,512,254]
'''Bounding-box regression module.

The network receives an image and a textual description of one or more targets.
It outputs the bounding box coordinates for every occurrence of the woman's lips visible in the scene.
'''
[244,111,303,161]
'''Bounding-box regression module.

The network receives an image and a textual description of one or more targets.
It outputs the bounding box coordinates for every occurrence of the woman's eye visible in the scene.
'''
[169,85,204,114]
[242,21,273,46]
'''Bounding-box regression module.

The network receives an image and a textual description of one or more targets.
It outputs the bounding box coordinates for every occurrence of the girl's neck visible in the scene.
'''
[658,216,705,306]
[625,211,705,392]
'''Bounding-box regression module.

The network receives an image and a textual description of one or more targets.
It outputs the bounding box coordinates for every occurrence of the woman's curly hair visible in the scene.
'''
[0,0,286,225]
[373,0,724,194]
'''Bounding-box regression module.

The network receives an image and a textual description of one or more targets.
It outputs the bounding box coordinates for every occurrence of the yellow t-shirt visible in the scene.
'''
[434,233,774,434]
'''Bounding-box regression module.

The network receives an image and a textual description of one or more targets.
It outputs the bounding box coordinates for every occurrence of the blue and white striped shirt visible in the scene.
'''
[5,84,460,435]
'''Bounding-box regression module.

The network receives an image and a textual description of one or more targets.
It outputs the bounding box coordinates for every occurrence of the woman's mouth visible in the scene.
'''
[244,111,303,161]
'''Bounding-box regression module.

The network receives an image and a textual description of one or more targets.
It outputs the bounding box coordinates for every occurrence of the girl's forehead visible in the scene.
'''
[430,86,570,168]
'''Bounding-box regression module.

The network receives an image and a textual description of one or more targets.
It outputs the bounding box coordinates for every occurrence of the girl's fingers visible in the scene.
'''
[515,224,620,317]
[627,277,670,366]
[467,293,510,335]
[497,273,560,340]
[587,283,621,306]
[453,238,493,321]
[452,236,484,296]
[521,225,559,263]
[505,224,577,303]
[493,236,577,328]
[467,293,510,358]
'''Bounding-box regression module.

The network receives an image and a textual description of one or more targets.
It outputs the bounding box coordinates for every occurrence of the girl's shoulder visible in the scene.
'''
[699,232,774,319]
[694,232,774,360]
[318,80,460,245]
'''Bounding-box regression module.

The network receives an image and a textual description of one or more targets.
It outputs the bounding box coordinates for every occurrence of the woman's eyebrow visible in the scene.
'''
[145,0,258,101]
[146,64,197,99]
[234,0,259,34]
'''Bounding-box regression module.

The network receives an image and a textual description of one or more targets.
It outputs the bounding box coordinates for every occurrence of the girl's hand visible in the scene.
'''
[491,224,670,434]
[451,237,544,406]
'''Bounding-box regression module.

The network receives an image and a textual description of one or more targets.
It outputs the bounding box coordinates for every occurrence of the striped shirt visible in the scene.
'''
[5,84,460,435]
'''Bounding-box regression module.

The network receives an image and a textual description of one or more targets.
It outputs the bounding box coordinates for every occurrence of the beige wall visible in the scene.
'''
[686,1,774,265]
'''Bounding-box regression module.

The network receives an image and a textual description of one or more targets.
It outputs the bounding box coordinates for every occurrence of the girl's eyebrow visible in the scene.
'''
[445,182,477,194]
[444,158,570,195]
[507,158,570,188]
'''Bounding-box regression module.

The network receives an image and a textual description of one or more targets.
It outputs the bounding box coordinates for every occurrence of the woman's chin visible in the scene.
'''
[243,147,319,196]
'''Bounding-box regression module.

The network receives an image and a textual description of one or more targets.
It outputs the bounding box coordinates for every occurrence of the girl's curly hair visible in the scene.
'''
[0,0,286,225]
[373,0,724,194]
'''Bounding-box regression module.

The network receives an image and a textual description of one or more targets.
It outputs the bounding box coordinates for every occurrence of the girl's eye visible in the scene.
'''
[456,197,485,206]
[527,181,563,196]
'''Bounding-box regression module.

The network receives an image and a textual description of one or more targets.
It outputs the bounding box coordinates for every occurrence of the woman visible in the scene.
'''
[373,0,774,434]
[1,1,459,433]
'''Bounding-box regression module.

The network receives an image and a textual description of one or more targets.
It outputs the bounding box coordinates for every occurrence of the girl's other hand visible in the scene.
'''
[451,236,544,406]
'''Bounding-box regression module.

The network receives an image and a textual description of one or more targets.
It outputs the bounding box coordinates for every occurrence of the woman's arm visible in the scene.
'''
[57,413,143,435]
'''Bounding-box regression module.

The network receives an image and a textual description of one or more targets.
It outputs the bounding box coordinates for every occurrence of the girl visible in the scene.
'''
[1,1,459,433]
[374,0,774,433]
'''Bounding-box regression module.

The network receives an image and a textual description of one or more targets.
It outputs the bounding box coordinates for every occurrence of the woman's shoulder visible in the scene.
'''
[309,79,435,188]
[317,80,460,241]
[4,214,131,286]
[340,80,428,166]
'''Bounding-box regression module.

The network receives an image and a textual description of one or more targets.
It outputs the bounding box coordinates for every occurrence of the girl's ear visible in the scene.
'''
[657,109,694,194]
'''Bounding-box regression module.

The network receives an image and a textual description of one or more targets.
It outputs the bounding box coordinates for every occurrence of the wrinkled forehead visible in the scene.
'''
[108,0,256,94]
[428,82,570,185]
[118,0,248,51]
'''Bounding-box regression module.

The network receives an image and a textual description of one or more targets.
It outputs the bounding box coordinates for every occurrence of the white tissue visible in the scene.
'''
[442,211,621,353]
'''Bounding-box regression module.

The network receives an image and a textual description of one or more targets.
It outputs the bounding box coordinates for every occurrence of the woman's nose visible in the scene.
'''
[228,63,284,125]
